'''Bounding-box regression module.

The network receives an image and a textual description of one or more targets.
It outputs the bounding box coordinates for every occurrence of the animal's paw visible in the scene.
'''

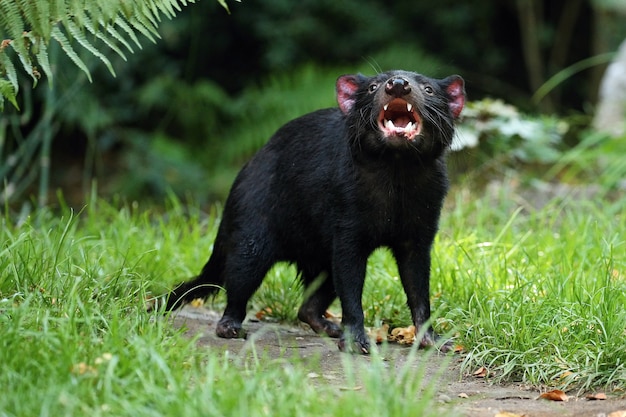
[418,329,454,353]
[323,321,343,339]
[298,307,343,338]
[302,317,343,338]
[216,317,246,339]
[338,331,371,354]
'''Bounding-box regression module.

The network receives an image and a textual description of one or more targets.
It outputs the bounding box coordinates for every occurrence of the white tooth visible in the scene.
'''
[386,119,395,130]
[384,104,389,111]
[406,122,413,131]
[407,103,413,112]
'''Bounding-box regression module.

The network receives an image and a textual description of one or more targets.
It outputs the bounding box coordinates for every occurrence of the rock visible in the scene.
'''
[593,38,626,137]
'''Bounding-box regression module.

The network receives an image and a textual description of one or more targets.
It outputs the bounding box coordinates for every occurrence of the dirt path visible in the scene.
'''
[171,306,626,417]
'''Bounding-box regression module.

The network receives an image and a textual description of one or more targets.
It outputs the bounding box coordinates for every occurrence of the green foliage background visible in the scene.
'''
[1,0,625,207]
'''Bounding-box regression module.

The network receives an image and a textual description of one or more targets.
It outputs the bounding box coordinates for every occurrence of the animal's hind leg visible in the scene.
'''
[298,273,342,338]
[216,240,274,339]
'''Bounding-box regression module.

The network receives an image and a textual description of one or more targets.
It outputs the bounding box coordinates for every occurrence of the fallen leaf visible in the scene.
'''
[323,310,339,319]
[453,344,465,354]
[389,325,416,345]
[190,298,204,308]
[585,392,607,400]
[495,412,524,417]
[339,385,363,391]
[538,389,568,402]
[255,307,272,320]
[558,371,574,380]
[608,411,626,417]
[94,353,113,365]
[472,366,489,378]
[71,362,97,376]
[367,324,389,344]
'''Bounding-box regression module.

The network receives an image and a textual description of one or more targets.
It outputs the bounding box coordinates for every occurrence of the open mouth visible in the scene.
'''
[377,98,421,140]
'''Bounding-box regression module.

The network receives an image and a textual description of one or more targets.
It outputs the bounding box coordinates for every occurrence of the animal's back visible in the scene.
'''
[219,108,347,265]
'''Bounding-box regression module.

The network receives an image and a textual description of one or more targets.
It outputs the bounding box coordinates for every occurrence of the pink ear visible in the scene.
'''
[336,75,361,114]
[444,76,465,119]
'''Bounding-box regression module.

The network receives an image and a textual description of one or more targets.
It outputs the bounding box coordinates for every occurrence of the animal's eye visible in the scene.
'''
[423,85,434,95]
[368,83,379,93]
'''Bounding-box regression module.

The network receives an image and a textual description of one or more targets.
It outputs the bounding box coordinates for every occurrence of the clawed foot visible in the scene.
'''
[338,329,370,354]
[298,308,343,338]
[418,328,455,353]
[216,316,247,339]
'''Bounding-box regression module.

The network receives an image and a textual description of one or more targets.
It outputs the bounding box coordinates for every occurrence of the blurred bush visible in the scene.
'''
[2,0,625,209]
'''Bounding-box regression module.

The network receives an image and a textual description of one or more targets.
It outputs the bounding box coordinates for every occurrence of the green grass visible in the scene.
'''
[443,189,626,390]
[2,136,626,414]
[0,199,440,417]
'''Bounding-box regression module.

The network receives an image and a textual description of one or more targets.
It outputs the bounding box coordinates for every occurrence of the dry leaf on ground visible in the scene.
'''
[323,310,339,319]
[472,366,489,378]
[538,389,568,402]
[367,324,389,344]
[190,298,204,308]
[608,411,626,417]
[585,392,607,400]
[453,344,465,354]
[255,307,272,320]
[495,412,524,417]
[388,325,416,345]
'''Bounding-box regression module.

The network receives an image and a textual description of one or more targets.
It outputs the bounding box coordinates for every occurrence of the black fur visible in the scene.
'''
[165,70,465,353]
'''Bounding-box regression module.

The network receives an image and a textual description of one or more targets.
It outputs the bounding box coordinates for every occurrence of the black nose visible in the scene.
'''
[385,77,411,97]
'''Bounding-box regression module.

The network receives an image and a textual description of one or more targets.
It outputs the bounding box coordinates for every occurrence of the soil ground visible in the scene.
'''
[171,305,626,417]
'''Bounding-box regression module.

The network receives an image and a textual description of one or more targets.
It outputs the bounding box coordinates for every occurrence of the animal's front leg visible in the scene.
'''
[332,239,370,354]
[393,242,452,352]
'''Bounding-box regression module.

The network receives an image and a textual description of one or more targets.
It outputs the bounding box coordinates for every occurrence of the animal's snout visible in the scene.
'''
[385,77,411,97]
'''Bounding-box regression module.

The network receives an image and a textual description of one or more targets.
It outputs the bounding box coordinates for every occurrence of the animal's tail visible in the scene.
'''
[164,254,224,311]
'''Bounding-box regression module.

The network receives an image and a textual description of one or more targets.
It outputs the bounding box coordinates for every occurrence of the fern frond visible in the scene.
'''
[0,1,24,40]
[35,42,53,81]
[111,16,143,50]
[33,0,52,36]
[0,0,233,111]
[126,14,159,45]
[14,37,37,85]
[0,48,19,92]
[82,16,128,61]
[0,79,19,111]
[104,22,135,54]
[133,2,162,39]
[50,26,92,82]
[65,20,116,77]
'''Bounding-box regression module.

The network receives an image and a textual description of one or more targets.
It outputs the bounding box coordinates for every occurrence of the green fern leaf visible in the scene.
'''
[145,0,167,22]
[14,40,38,86]
[111,16,144,50]
[134,2,162,35]
[0,1,24,40]
[103,22,135,54]
[33,0,51,36]
[1,0,220,109]
[82,16,128,62]
[35,42,53,82]
[0,49,19,92]
[0,79,19,110]
[126,14,159,44]
[51,26,92,82]
[65,21,116,77]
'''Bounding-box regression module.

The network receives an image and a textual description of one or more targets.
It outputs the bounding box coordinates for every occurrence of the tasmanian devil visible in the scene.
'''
[164,70,465,354]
